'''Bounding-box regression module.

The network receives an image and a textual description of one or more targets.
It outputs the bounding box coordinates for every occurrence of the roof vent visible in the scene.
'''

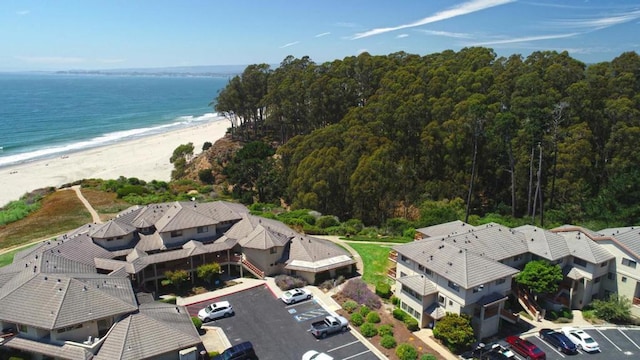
[44,276,48,281]
[82,286,87,292]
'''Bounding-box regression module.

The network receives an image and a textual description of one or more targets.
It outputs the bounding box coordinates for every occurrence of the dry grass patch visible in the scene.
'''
[80,188,130,220]
[0,190,92,249]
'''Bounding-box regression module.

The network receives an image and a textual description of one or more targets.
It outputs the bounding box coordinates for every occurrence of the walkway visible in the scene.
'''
[67,185,102,224]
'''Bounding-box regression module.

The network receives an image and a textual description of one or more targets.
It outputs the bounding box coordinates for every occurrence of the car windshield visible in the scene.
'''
[532,347,544,354]
[584,337,595,343]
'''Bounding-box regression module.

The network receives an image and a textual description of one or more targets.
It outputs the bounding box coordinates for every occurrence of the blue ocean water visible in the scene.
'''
[0,73,229,167]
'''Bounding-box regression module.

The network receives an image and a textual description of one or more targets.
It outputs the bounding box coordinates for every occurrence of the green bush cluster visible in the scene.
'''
[375,281,392,298]
[350,313,364,327]
[377,324,394,337]
[380,334,397,349]
[404,317,419,331]
[366,311,381,323]
[393,308,406,321]
[360,322,377,337]
[391,295,400,306]
[546,307,573,321]
[421,355,437,360]
[342,300,359,313]
[191,316,203,331]
[396,343,418,360]
[0,199,42,226]
[359,305,371,317]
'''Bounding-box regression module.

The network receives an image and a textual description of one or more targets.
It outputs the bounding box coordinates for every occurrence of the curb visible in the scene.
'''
[179,282,266,307]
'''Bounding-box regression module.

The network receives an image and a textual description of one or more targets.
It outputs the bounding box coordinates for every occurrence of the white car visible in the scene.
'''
[302,350,333,360]
[281,288,313,304]
[561,327,600,352]
[197,300,234,322]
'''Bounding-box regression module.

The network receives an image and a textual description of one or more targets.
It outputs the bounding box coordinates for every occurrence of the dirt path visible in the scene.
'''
[68,185,102,224]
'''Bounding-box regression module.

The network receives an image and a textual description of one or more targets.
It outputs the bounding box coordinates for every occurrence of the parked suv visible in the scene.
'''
[212,341,257,360]
[505,336,546,360]
[197,300,234,322]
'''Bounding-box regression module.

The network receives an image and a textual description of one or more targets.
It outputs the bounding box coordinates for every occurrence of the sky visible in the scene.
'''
[1,0,639,71]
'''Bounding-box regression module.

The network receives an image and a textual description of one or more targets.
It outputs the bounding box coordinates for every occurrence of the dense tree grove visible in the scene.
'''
[213,48,640,226]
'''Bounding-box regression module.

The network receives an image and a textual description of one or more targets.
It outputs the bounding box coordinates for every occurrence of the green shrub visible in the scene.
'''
[317,215,339,228]
[366,311,381,323]
[396,343,419,360]
[378,324,394,337]
[421,355,437,360]
[380,334,397,349]
[342,300,359,313]
[393,308,406,321]
[359,305,371,317]
[404,316,419,331]
[350,313,365,327]
[360,322,378,337]
[159,296,177,304]
[376,281,392,298]
[391,295,400,306]
[191,316,203,331]
[198,169,215,184]
[209,351,220,356]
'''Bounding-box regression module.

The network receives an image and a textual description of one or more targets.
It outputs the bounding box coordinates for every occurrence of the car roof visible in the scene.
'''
[211,300,231,307]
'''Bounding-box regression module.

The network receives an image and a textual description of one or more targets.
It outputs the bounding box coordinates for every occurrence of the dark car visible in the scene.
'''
[460,343,512,360]
[539,328,578,354]
[505,336,546,360]
[212,341,258,360]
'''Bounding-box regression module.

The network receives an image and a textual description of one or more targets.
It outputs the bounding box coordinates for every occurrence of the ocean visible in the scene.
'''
[0,73,230,168]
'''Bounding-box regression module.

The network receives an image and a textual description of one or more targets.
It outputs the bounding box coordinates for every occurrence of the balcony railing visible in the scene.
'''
[388,251,398,262]
[241,258,265,279]
[633,297,640,306]
[387,267,397,279]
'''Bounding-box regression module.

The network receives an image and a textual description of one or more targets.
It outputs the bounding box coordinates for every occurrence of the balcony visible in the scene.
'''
[387,267,397,279]
[388,251,398,263]
[634,297,640,306]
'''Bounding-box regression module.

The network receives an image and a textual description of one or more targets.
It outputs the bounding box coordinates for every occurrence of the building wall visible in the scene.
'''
[94,233,135,250]
[160,225,217,248]
[242,247,283,276]
[597,240,640,316]
[50,320,99,343]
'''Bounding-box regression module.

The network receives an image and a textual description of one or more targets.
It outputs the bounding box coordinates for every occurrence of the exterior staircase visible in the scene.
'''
[241,258,265,279]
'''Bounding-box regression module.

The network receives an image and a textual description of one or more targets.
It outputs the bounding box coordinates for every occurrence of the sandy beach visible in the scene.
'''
[0,119,230,207]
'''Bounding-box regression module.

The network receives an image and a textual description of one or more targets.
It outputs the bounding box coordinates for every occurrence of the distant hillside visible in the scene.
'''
[57,64,251,77]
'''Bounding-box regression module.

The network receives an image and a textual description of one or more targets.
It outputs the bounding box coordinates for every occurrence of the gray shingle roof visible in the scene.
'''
[554,230,615,263]
[1,336,92,360]
[89,219,136,238]
[601,227,640,259]
[393,240,518,288]
[416,220,475,238]
[0,272,137,329]
[287,235,349,263]
[397,275,438,296]
[515,225,571,260]
[94,304,201,360]
[153,202,219,233]
[433,223,528,261]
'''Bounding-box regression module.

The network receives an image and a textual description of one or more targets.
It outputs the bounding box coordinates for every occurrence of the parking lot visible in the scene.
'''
[521,327,640,360]
[187,285,379,360]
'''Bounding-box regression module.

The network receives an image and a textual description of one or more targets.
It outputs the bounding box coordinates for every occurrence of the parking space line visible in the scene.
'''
[293,308,329,322]
[618,328,640,350]
[596,329,622,351]
[327,340,360,353]
[341,350,372,359]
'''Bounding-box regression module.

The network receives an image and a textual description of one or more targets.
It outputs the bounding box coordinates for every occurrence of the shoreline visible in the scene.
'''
[0,119,230,207]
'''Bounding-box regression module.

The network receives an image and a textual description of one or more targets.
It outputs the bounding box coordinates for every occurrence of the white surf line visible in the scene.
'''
[596,329,622,351]
[341,350,373,359]
[618,328,640,349]
[326,340,360,353]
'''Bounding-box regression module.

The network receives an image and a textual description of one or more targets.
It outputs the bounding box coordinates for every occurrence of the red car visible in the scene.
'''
[505,335,546,360]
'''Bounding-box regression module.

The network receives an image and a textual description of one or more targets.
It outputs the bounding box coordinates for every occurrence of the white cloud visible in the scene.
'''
[16,10,30,15]
[417,29,474,39]
[396,34,409,39]
[351,0,515,39]
[279,41,300,49]
[553,10,640,30]
[470,32,580,46]
[315,32,331,38]
[14,56,85,64]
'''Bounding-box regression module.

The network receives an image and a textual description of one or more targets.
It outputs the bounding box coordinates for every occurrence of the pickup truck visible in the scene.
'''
[309,315,349,338]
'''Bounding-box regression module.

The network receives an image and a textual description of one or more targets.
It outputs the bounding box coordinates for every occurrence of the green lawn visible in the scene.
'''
[0,243,39,267]
[348,242,396,285]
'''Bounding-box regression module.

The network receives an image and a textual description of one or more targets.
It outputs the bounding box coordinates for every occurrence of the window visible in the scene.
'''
[270,247,277,254]
[438,295,446,305]
[622,276,628,283]
[197,226,208,233]
[622,258,637,269]
[600,261,608,267]
[447,280,460,292]
[170,230,182,238]
[607,272,615,280]
[513,254,522,261]
[573,257,587,267]
[594,276,601,283]
[448,300,453,306]
[424,268,433,276]
[401,255,408,262]
[18,324,27,333]
[418,264,424,271]
[495,278,506,285]
[402,286,420,301]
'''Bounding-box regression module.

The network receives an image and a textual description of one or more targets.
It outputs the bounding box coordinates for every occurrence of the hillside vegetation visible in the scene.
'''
[207,48,640,227]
